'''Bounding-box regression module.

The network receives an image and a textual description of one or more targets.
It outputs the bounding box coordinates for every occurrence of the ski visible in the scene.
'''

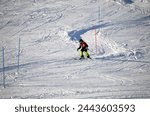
[73,57,92,60]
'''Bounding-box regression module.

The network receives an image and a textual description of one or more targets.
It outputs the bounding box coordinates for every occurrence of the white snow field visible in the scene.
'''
[0,0,150,98]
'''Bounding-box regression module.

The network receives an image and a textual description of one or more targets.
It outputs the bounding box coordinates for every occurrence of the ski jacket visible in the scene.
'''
[78,41,88,50]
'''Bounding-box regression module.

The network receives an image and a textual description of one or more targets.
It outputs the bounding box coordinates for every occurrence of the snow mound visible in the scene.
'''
[95,32,145,60]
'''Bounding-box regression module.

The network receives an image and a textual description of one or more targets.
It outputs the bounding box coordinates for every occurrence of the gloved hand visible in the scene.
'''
[85,47,89,50]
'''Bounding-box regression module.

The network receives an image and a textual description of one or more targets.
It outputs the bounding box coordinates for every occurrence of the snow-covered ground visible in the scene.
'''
[0,0,150,98]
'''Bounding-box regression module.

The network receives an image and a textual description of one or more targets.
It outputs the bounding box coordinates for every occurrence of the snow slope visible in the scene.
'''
[0,0,150,98]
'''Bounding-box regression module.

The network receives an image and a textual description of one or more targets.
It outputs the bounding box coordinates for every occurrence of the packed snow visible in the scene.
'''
[0,0,150,98]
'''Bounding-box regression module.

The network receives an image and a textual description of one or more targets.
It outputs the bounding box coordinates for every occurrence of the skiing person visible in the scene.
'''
[77,39,91,59]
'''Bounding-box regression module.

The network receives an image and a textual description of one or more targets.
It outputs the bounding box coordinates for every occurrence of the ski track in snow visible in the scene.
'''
[0,0,150,99]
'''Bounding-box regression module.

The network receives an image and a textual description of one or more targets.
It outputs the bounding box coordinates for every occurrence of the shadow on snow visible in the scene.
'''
[68,23,109,41]
[96,57,150,64]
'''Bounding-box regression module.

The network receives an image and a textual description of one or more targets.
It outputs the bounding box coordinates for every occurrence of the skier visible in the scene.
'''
[77,39,91,59]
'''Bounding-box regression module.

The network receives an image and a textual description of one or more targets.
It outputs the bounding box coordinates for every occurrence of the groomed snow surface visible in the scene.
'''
[0,0,150,98]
